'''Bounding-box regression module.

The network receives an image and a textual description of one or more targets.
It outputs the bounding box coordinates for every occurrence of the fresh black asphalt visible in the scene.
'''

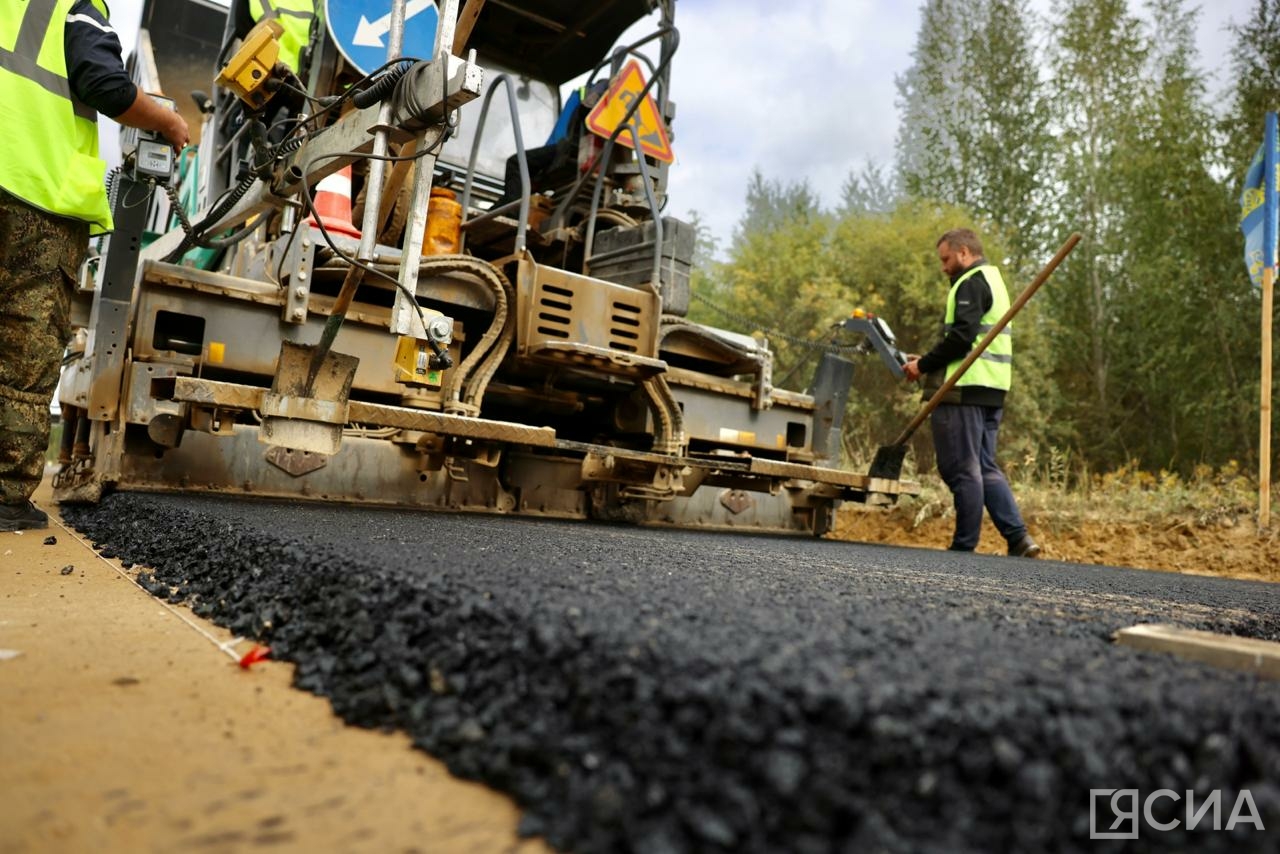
[62,493,1280,853]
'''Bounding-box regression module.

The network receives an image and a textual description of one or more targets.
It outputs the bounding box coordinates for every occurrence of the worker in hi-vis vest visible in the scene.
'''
[244,0,319,73]
[902,228,1040,559]
[0,0,189,531]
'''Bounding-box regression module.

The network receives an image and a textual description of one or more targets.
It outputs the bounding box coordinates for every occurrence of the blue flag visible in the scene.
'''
[1240,112,1279,288]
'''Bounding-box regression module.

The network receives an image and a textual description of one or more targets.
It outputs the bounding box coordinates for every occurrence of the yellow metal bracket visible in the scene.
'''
[215,19,284,109]
[394,335,445,388]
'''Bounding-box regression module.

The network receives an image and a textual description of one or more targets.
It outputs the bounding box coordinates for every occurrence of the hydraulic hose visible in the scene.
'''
[352,60,415,110]
[403,255,511,416]
[162,133,311,262]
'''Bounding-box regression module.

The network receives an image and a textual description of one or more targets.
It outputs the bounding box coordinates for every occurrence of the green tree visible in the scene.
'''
[685,209,720,270]
[731,169,823,251]
[1222,0,1280,179]
[896,0,976,208]
[839,161,900,216]
[1104,0,1258,469]
[896,0,1050,268]
[711,210,839,385]
[684,209,726,327]
[1043,0,1147,465]
[688,174,827,337]
[966,0,1053,268]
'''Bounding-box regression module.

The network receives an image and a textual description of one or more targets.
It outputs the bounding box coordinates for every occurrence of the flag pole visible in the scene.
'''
[1263,262,1274,531]
[1263,111,1278,533]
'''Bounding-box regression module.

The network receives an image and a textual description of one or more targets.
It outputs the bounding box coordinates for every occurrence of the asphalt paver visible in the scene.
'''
[62,493,1280,853]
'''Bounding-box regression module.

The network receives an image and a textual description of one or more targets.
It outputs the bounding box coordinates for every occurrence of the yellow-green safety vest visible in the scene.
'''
[249,0,318,73]
[0,0,114,233]
[943,263,1013,390]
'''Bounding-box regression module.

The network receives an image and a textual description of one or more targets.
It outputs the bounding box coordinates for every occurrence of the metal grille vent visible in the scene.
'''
[609,301,642,353]
[536,282,573,339]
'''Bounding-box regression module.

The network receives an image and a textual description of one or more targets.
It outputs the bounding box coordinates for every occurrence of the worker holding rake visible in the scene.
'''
[903,228,1040,558]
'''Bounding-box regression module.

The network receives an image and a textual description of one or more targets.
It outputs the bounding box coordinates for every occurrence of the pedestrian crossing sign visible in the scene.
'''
[584,59,674,164]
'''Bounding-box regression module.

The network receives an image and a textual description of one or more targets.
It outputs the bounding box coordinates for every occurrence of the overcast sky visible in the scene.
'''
[105,0,1254,249]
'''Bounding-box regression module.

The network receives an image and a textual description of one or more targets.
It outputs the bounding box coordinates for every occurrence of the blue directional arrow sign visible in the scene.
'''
[325,0,439,77]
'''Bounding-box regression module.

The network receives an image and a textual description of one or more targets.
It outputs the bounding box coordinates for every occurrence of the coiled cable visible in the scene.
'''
[352,60,415,109]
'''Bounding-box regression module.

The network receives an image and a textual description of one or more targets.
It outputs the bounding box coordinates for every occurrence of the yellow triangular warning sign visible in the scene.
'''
[584,59,674,164]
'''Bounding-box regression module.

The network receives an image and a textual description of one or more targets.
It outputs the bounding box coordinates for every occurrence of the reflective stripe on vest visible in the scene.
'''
[943,263,1013,390]
[0,0,113,231]
[249,0,316,73]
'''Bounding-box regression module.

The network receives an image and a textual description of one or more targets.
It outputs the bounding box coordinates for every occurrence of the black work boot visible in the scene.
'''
[0,501,49,532]
[1008,535,1041,558]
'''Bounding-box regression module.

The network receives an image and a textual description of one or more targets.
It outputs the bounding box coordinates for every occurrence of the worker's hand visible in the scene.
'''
[161,110,191,151]
[116,92,192,151]
[903,358,922,382]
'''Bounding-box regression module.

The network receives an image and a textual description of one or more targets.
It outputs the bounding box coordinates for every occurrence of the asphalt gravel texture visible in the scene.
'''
[63,493,1280,853]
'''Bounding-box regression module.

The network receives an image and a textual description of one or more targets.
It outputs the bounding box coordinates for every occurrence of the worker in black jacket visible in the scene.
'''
[903,228,1039,557]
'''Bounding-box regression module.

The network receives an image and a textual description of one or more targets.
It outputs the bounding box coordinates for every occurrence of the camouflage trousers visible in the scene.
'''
[0,192,88,505]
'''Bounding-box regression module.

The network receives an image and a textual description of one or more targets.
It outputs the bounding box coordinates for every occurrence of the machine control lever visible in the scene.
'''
[836,313,908,379]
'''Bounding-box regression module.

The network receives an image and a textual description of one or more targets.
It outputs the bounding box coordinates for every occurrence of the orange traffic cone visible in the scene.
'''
[304,165,361,239]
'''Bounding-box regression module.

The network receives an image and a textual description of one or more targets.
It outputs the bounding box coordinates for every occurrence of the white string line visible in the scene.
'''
[52,514,248,663]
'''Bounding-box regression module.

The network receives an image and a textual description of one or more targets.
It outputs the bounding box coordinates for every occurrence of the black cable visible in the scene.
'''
[272,213,302,285]
[167,54,441,266]
[269,73,327,110]
[199,217,264,248]
[166,183,258,253]
[295,56,426,135]
[352,60,414,109]
[776,347,820,389]
[164,182,193,234]
[272,139,447,284]
[163,127,316,262]
[294,131,455,338]
[689,290,867,354]
[272,118,453,285]
[393,55,454,131]
[162,172,258,261]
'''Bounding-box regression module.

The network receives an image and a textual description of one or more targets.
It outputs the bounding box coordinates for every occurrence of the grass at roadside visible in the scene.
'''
[838,459,1277,580]
[890,456,1266,528]
[1013,460,1262,526]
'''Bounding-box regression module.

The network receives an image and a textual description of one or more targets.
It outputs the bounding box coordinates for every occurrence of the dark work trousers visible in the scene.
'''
[930,403,1028,551]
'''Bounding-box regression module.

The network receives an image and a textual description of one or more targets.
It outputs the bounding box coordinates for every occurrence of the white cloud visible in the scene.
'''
[659,0,914,243]
[662,0,1254,249]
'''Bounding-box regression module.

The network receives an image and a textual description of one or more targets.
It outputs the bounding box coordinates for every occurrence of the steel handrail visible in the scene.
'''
[576,27,680,291]
[459,73,531,254]
[547,25,678,234]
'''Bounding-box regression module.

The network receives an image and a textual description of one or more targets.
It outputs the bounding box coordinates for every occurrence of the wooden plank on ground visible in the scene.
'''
[1114,623,1280,680]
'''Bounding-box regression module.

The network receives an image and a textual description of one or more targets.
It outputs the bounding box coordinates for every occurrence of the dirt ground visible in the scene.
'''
[834,504,1280,584]
[0,484,549,854]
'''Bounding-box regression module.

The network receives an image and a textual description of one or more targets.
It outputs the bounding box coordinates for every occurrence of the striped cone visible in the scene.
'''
[304,165,361,239]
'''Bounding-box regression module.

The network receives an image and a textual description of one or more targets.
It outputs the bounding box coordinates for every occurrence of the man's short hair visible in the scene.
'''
[937,228,984,256]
